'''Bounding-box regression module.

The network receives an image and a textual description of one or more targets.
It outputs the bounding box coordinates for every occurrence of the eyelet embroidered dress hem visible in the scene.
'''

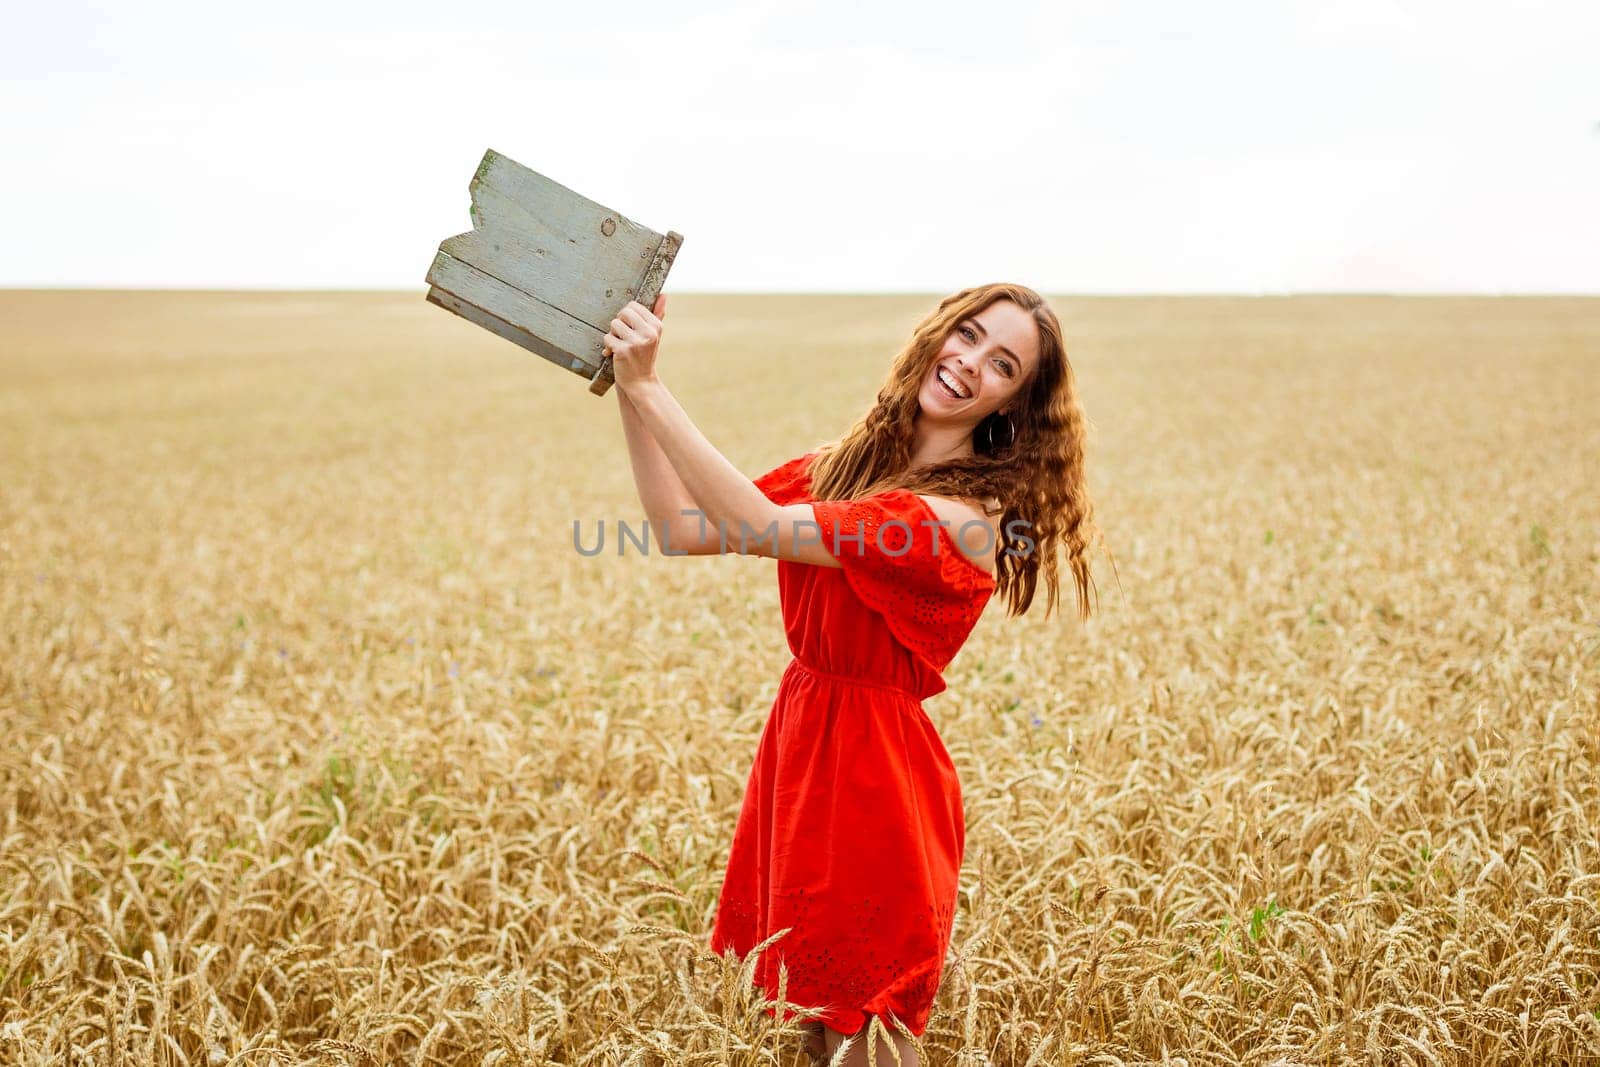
[708,450,995,1037]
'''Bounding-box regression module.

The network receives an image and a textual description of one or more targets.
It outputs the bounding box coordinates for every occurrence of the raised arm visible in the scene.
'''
[602,297,840,565]
[623,374,994,569]
[616,386,722,553]
[623,378,840,564]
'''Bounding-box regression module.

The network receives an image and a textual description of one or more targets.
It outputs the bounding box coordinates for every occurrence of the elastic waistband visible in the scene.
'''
[785,656,922,702]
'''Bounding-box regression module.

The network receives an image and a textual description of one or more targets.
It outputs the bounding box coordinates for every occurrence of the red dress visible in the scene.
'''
[709,450,996,1038]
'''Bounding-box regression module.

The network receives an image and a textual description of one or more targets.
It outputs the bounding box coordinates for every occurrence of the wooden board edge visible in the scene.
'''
[424,272,600,378]
[587,229,685,396]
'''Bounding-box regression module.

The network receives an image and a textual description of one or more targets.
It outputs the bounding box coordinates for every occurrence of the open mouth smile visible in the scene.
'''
[935,364,972,399]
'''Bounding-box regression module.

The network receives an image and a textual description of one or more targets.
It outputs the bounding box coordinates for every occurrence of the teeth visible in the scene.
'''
[937,366,971,398]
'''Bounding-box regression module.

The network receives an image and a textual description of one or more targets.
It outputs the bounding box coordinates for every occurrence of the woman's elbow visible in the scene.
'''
[660,506,781,559]
[656,515,736,557]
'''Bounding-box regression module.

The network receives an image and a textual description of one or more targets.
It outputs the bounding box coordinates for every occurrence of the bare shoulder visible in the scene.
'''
[915,494,1000,574]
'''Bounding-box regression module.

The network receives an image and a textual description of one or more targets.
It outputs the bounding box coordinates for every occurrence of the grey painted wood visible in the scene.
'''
[425,286,596,374]
[442,176,658,331]
[427,251,606,376]
[587,229,685,395]
[425,148,684,396]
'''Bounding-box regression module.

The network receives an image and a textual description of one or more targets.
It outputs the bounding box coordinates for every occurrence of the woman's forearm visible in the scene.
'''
[621,378,777,533]
[617,387,706,544]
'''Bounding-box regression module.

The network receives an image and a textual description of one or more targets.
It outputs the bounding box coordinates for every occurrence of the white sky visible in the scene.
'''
[2,0,1597,292]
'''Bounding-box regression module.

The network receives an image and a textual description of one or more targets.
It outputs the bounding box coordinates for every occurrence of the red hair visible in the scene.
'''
[806,283,1107,622]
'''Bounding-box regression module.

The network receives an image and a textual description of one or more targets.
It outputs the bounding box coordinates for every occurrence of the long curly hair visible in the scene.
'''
[806,283,1106,622]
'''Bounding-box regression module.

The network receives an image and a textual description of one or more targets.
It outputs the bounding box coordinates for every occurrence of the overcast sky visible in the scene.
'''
[2,0,1596,292]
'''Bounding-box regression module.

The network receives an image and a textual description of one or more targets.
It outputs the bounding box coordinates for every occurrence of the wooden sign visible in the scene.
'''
[424,148,684,395]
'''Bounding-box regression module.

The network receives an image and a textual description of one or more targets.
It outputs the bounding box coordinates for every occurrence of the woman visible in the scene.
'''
[608,283,1099,1065]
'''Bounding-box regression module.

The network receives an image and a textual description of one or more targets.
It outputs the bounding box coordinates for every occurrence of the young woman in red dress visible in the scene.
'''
[608,283,1099,1065]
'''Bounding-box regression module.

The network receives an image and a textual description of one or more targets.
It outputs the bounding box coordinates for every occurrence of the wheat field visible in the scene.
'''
[2,290,1597,1065]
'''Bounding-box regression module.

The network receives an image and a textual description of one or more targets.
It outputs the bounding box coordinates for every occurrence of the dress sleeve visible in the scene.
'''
[809,489,994,671]
[752,451,818,506]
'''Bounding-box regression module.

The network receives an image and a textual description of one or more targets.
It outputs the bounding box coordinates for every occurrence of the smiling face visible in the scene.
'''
[917,298,1041,426]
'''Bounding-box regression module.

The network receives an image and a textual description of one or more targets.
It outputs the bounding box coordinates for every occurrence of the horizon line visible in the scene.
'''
[3,285,1599,299]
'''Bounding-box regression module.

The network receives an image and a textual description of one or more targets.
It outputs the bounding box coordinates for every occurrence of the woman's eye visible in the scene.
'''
[959,326,976,341]
[997,359,1013,375]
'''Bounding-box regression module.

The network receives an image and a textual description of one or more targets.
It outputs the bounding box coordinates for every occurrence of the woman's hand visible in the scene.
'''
[606,294,668,392]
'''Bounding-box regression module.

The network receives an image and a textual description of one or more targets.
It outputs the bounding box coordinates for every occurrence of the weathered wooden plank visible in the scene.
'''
[425,148,684,396]
[588,229,685,395]
[425,251,606,372]
[425,286,596,375]
[476,149,660,261]
[441,176,659,331]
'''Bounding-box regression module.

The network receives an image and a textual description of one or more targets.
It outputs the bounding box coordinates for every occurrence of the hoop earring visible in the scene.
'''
[972,412,1011,454]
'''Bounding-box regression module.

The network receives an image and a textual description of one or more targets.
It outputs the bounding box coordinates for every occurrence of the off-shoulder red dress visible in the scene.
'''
[708,450,996,1038]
